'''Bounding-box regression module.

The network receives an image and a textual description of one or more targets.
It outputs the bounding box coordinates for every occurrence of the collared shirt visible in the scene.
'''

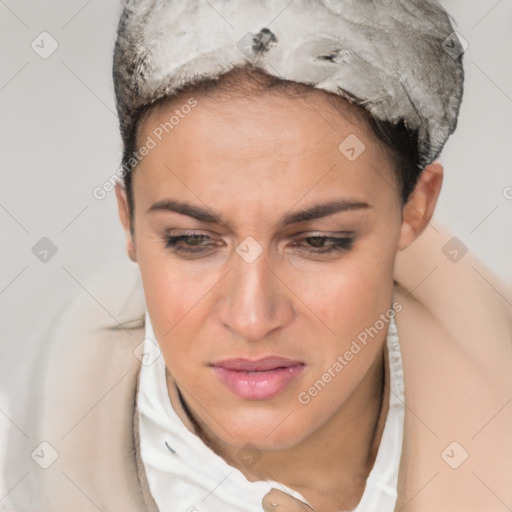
[137,310,404,511]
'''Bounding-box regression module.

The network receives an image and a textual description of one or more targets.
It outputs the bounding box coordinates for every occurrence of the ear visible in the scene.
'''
[115,183,137,262]
[397,162,444,251]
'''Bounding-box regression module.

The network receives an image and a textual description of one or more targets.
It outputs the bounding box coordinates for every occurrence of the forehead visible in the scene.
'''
[133,86,399,216]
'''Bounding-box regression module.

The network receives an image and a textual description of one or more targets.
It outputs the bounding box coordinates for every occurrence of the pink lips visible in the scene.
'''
[211,357,305,400]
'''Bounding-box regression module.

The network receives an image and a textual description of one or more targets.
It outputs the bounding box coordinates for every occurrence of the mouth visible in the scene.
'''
[210,357,305,400]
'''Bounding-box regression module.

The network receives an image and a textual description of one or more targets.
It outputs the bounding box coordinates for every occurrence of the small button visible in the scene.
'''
[262,488,314,511]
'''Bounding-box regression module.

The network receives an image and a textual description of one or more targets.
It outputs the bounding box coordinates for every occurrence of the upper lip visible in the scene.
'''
[211,356,304,372]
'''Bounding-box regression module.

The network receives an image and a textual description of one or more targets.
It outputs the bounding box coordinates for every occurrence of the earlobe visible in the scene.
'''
[114,183,137,262]
[397,162,444,251]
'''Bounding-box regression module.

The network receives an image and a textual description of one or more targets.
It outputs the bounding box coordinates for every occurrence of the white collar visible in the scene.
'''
[137,310,404,512]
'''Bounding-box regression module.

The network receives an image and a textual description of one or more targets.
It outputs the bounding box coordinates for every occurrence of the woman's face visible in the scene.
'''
[121,87,409,450]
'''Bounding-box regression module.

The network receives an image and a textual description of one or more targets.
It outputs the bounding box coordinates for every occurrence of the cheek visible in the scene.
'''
[141,269,206,336]
[287,241,397,341]
[136,228,213,326]
[137,249,223,381]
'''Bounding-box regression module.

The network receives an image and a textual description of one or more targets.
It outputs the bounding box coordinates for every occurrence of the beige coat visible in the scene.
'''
[3,225,511,511]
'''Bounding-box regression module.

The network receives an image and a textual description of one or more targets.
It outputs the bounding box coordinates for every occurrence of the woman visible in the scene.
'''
[3,1,511,511]
[111,0,512,509]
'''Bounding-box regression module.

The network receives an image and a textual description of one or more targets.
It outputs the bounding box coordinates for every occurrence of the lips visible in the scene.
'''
[211,356,305,400]
[212,356,303,372]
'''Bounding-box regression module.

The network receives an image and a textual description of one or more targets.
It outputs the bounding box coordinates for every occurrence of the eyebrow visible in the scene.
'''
[147,198,372,227]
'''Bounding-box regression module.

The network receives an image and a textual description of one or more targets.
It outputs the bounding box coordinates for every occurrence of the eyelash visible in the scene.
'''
[163,232,354,256]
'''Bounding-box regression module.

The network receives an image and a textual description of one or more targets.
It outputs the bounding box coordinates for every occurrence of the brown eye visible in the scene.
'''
[164,233,213,251]
[293,235,354,254]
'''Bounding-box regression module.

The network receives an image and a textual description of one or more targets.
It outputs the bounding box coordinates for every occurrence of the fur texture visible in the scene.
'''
[112,0,464,168]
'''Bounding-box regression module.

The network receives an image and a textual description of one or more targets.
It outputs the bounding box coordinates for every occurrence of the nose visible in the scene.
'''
[216,247,295,342]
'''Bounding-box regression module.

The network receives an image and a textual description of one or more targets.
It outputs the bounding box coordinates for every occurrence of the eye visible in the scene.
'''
[291,235,354,254]
[162,232,355,258]
[164,232,216,254]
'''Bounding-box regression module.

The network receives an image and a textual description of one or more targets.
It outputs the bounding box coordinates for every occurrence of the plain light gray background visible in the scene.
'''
[0,0,511,497]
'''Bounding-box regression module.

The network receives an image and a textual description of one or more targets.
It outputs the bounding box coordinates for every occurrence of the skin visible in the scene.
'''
[115,85,443,511]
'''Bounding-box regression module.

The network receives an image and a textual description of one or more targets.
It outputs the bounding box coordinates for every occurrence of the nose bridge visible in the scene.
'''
[219,248,292,340]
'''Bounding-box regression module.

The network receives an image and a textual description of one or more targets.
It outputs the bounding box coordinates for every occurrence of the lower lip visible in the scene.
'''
[212,365,305,400]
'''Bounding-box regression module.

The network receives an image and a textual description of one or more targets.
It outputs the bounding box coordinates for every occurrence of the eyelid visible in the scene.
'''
[163,230,356,258]
[163,229,355,242]
[292,230,355,237]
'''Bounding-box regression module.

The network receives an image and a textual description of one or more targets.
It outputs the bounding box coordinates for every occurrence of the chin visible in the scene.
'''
[208,408,309,451]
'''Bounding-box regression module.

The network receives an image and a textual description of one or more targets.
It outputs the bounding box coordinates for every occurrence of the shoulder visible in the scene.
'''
[34,258,147,428]
[393,222,512,385]
[392,281,512,511]
[5,259,150,511]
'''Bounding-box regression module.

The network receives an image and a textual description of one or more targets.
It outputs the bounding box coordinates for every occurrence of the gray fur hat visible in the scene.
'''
[112,0,465,168]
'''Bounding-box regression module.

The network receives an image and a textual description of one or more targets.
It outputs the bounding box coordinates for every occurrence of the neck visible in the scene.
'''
[167,344,389,511]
